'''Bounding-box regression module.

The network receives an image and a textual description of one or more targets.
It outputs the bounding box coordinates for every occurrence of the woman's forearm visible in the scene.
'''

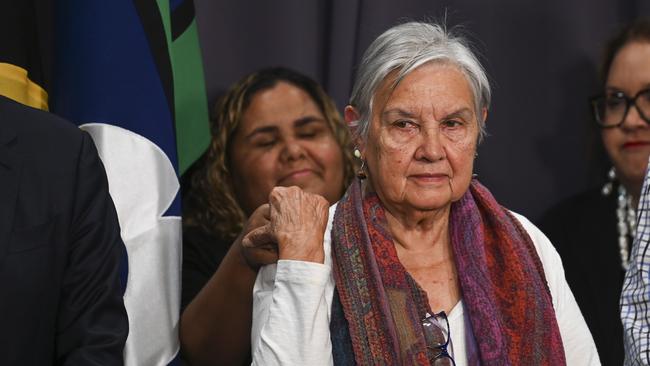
[180,239,256,366]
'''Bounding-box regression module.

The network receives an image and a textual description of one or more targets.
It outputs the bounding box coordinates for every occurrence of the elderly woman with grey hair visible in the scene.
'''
[250,21,599,365]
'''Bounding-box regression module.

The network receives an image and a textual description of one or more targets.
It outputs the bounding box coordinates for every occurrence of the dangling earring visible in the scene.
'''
[354,148,367,179]
[357,160,367,179]
[471,152,479,179]
[602,167,616,196]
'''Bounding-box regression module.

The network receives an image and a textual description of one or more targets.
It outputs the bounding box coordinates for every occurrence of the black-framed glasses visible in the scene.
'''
[590,89,650,128]
[422,311,456,366]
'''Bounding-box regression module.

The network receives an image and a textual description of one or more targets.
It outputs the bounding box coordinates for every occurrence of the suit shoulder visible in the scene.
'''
[1,96,83,144]
[0,97,87,159]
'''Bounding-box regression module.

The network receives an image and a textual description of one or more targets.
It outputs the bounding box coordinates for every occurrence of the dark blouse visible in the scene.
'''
[539,188,626,366]
[181,226,231,310]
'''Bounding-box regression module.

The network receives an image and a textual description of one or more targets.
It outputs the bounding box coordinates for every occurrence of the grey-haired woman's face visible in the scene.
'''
[360,63,479,213]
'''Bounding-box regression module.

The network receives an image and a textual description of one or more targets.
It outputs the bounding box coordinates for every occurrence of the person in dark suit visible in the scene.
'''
[0,95,128,365]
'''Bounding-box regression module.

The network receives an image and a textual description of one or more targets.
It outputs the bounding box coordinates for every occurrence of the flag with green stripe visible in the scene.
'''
[52,0,209,364]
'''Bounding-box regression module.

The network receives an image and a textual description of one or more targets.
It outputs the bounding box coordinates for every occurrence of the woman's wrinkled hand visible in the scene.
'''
[268,186,329,263]
[239,203,278,269]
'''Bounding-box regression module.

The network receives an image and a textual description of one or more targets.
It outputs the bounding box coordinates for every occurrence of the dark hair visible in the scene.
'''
[184,67,355,242]
[601,18,650,84]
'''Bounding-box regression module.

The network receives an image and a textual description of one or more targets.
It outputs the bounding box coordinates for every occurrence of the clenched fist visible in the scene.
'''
[239,203,278,269]
[268,186,329,263]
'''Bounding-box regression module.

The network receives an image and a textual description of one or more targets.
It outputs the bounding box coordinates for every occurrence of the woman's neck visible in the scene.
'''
[384,204,460,314]
[360,178,453,252]
[383,204,451,253]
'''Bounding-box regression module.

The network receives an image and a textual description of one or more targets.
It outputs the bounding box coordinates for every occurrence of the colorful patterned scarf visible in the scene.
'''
[330,178,566,365]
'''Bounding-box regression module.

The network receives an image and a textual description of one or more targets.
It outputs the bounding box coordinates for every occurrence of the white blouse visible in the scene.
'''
[251,204,601,366]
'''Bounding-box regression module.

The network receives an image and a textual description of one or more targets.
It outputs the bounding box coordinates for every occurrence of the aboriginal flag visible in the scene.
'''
[52,0,210,365]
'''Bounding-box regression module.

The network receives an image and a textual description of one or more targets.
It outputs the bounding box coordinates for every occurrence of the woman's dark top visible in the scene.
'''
[181,226,254,366]
[181,226,231,310]
[539,188,625,366]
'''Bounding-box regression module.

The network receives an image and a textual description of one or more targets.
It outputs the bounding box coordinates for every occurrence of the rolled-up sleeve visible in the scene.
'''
[251,260,333,366]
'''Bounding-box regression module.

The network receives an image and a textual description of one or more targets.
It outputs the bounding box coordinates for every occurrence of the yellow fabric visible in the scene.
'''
[0,62,48,110]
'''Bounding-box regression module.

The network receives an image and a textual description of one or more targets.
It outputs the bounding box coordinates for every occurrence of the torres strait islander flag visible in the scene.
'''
[51,0,210,365]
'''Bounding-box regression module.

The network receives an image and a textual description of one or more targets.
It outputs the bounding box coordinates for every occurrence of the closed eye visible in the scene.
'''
[253,137,277,147]
[295,117,328,139]
[296,126,326,139]
[298,132,317,138]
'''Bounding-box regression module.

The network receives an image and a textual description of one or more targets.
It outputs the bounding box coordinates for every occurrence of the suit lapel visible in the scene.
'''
[0,124,19,268]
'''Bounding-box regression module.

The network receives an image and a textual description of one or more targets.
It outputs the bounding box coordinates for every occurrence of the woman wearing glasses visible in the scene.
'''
[251,21,599,365]
[540,19,650,365]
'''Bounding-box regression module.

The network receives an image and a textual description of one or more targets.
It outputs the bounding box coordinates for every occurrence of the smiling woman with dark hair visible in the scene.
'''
[180,67,356,365]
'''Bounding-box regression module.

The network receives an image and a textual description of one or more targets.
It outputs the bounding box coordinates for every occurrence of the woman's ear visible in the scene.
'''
[481,107,488,124]
[344,105,364,152]
[344,105,360,126]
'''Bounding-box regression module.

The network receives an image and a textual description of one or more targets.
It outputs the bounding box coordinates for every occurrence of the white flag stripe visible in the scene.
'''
[81,123,181,366]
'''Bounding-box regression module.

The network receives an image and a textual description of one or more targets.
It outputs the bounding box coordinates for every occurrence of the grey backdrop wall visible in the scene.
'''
[193,0,650,222]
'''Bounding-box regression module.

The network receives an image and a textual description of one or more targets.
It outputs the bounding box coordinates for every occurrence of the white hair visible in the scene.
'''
[349,21,491,142]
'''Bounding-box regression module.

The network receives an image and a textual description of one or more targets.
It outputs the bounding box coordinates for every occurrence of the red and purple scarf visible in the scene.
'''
[330,178,566,365]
